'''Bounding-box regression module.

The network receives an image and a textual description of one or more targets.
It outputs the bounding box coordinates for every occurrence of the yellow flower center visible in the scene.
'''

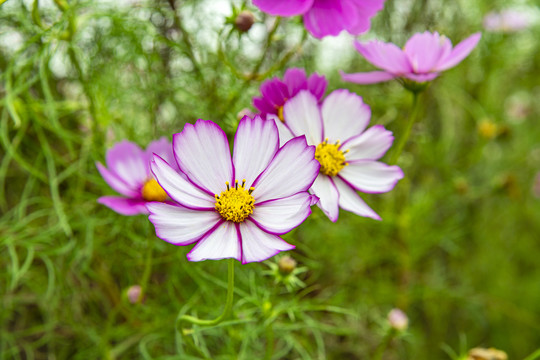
[315,139,348,177]
[277,105,285,122]
[215,180,255,223]
[141,179,168,202]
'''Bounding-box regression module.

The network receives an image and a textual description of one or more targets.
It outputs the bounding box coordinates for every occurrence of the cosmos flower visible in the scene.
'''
[146,116,320,263]
[96,138,174,215]
[341,31,481,85]
[484,9,534,33]
[272,89,403,221]
[253,68,327,122]
[252,0,385,39]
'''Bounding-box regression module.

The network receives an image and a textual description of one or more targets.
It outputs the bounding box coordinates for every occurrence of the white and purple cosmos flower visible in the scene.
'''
[252,0,385,39]
[253,68,327,122]
[96,138,174,215]
[146,116,320,263]
[271,89,403,222]
[341,31,482,84]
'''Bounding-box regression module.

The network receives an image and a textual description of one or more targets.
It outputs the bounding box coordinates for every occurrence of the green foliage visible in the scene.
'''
[1,0,540,359]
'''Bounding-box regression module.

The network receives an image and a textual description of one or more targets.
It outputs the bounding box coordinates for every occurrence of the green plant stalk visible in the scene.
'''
[139,236,154,302]
[264,323,274,360]
[390,92,422,165]
[372,328,397,360]
[179,258,235,327]
[524,348,540,360]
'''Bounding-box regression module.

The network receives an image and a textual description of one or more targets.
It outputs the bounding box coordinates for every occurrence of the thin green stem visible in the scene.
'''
[372,329,397,360]
[139,236,154,302]
[524,348,540,360]
[264,323,274,360]
[178,259,235,327]
[390,92,422,165]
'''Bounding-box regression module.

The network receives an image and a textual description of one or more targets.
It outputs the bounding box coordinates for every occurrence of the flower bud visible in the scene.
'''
[234,10,255,32]
[387,308,408,331]
[478,119,498,139]
[278,255,297,275]
[127,285,143,304]
[237,108,255,121]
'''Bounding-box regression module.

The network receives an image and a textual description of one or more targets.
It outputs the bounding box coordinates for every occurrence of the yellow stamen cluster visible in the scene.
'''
[277,105,285,122]
[315,139,348,177]
[215,180,255,223]
[141,179,168,202]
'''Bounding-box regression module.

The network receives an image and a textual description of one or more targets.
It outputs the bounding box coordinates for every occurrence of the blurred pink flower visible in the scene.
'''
[341,31,481,85]
[126,285,143,304]
[270,89,403,222]
[253,68,327,122]
[147,116,320,263]
[96,138,175,215]
[388,308,408,331]
[252,0,385,39]
[484,9,533,33]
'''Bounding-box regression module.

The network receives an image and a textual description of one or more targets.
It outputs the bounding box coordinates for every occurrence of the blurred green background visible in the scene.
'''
[1,0,540,358]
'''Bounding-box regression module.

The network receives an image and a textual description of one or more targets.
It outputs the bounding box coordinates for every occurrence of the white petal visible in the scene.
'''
[251,192,314,235]
[339,161,404,194]
[268,114,294,147]
[238,221,295,264]
[321,90,371,144]
[187,221,241,262]
[252,136,319,203]
[233,116,279,188]
[151,155,215,209]
[310,174,339,222]
[173,120,233,195]
[333,177,380,220]
[342,125,394,161]
[147,202,221,245]
[283,90,323,145]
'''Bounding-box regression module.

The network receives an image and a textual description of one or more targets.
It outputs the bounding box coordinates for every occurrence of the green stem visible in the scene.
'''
[179,259,235,327]
[390,92,422,165]
[264,323,274,360]
[524,348,540,360]
[139,236,154,302]
[372,329,396,360]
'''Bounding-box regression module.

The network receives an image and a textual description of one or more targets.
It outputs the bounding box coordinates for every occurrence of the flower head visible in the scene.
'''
[96,138,174,215]
[387,308,408,331]
[147,116,320,263]
[253,68,327,122]
[272,89,403,221]
[252,0,385,39]
[484,9,534,33]
[341,31,481,85]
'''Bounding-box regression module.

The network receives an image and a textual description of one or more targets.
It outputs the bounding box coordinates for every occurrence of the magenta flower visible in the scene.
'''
[252,0,385,39]
[253,68,327,122]
[272,89,403,222]
[146,116,320,263]
[341,31,482,85]
[96,138,175,215]
[484,9,534,33]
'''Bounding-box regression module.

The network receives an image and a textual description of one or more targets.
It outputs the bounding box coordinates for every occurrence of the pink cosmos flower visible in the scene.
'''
[146,116,320,263]
[96,138,175,215]
[271,89,403,221]
[252,0,385,39]
[484,9,533,33]
[253,68,327,122]
[341,31,482,85]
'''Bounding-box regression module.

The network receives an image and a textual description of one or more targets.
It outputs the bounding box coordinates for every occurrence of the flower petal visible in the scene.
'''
[238,221,295,264]
[283,68,308,97]
[105,140,148,189]
[233,116,279,188]
[147,202,221,246]
[96,162,139,197]
[173,120,233,195]
[253,96,276,116]
[354,40,411,74]
[340,70,396,84]
[404,31,451,73]
[307,72,328,100]
[252,136,319,203]
[310,174,339,222]
[321,89,371,144]
[251,192,315,235]
[268,114,294,147]
[403,72,440,82]
[98,196,147,215]
[283,90,323,145]
[261,78,289,108]
[151,155,215,209]
[339,160,403,193]
[436,33,481,71]
[145,137,175,172]
[333,177,380,220]
[187,221,241,262]
[253,0,314,16]
[346,0,386,34]
[342,125,394,161]
[303,0,358,38]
